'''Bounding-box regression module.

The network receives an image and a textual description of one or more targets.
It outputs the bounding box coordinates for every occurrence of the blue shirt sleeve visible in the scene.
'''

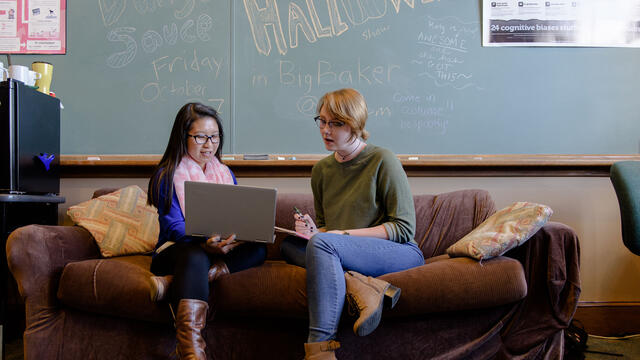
[155,180,192,248]
[231,169,238,185]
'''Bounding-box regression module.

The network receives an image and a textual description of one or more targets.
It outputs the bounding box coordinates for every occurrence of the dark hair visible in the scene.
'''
[147,103,224,212]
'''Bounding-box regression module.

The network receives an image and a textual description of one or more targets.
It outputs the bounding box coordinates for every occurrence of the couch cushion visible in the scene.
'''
[212,256,526,319]
[57,255,172,323]
[446,202,552,261]
[57,255,526,322]
[213,261,308,319]
[414,189,497,258]
[379,255,527,318]
[67,185,159,257]
[271,190,497,260]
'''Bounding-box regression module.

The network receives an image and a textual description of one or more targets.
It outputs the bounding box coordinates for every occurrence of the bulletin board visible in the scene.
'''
[0,0,65,54]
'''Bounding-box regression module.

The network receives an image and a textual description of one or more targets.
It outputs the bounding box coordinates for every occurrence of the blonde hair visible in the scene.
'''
[317,88,369,141]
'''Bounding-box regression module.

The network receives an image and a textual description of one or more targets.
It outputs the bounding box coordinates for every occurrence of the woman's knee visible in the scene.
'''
[306,233,340,257]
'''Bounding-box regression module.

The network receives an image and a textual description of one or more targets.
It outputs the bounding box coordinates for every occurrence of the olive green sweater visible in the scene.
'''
[311,144,416,244]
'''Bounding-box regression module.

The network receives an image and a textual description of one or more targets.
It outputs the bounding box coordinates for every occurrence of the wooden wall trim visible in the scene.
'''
[574,304,640,336]
[60,154,640,178]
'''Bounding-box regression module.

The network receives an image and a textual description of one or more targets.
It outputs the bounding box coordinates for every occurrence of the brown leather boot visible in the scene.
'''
[149,261,229,302]
[175,299,208,360]
[207,259,229,282]
[304,340,340,360]
[344,271,401,337]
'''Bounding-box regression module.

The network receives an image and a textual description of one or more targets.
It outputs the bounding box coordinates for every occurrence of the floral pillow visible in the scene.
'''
[446,202,553,261]
[67,185,159,257]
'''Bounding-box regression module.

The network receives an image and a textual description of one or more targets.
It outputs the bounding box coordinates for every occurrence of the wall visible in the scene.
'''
[59,175,640,304]
[10,0,640,155]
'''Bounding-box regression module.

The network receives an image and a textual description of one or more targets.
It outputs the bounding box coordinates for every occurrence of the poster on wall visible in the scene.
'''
[0,0,65,53]
[483,0,640,47]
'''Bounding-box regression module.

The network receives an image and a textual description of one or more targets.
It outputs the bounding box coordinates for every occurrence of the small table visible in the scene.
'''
[0,194,65,359]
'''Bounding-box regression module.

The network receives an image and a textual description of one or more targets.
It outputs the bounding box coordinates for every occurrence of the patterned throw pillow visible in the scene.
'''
[67,185,159,257]
[446,202,553,261]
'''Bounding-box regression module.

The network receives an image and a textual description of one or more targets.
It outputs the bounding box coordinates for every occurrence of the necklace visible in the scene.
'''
[336,139,362,161]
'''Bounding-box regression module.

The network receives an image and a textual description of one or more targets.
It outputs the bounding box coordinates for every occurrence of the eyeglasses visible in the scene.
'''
[188,134,220,145]
[314,116,345,129]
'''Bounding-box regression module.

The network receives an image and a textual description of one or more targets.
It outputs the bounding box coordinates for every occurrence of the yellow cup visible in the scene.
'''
[31,61,53,94]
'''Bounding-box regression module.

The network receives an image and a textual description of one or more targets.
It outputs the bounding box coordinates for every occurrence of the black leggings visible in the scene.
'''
[150,241,266,306]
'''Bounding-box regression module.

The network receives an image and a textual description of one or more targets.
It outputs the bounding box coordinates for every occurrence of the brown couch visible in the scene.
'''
[7,188,580,359]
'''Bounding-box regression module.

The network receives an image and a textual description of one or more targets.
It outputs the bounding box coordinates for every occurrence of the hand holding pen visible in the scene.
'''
[293,206,319,237]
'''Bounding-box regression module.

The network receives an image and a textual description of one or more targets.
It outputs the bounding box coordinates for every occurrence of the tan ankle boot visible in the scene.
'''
[175,299,208,360]
[149,261,229,302]
[344,271,401,337]
[304,340,340,360]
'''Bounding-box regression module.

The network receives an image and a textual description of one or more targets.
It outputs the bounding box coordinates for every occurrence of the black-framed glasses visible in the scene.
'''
[188,134,220,145]
[314,116,345,129]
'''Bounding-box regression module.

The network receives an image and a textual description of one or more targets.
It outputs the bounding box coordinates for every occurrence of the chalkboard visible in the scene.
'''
[10,0,640,155]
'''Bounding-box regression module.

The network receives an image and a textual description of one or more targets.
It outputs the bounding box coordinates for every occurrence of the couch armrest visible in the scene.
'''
[500,221,581,355]
[381,256,527,317]
[6,224,101,359]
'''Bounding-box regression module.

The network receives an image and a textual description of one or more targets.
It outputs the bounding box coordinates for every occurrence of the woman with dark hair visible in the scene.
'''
[147,102,266,360]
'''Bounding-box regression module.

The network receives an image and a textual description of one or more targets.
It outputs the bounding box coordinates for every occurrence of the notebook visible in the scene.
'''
[184,181,277,243]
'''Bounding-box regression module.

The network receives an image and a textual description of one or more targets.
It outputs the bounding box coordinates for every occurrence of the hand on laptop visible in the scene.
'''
[294,213,319,238]
[201,234,243,255]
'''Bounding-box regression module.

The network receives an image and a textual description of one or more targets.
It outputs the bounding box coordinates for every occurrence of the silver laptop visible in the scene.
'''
[184,181,277,243]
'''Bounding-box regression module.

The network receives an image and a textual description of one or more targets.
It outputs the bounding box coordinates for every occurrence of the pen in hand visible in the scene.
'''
[294,206,315,232]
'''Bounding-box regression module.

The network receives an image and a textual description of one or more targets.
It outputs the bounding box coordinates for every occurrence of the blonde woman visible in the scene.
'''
[280,89,424,359]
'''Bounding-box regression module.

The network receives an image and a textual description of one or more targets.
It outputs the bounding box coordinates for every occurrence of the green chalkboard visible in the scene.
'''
[11,0,640,155]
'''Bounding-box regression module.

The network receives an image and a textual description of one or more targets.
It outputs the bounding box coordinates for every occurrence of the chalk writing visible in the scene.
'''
[393,91,453,134]
[243,0,445,56]
[252,74,269,87]
[97,0,228,119]
[164,23,179,45]
[372,106,392,117]
[361,24,391,40]
[106,27,138,68]
[99,0,126,27]
[142,30,163,53]
[410,16,482,91]
[279,58,400,93]
[133,0,159,16]
[141,79,208,102]
[99,0,208,28]
[150,48,224,81]
[400,118,449,133]
[106,13,213,67]
[297,95,318,116]
[140,79,225,111]
[288,2,317,49]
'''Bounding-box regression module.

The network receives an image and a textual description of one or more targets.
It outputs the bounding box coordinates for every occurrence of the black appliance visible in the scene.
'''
[0,79,61,195]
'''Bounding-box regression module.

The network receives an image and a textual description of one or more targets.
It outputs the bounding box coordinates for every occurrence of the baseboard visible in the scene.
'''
[574,303,640,336]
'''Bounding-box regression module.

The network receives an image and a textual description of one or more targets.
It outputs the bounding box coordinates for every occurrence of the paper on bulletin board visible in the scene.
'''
[483,0,640,47]
[0,0,65,53]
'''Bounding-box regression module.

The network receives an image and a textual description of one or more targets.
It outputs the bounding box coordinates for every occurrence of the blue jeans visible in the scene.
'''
[281,233,425,342]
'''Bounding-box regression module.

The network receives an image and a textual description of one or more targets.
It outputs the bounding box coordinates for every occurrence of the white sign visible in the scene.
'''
[483,0,640,47]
